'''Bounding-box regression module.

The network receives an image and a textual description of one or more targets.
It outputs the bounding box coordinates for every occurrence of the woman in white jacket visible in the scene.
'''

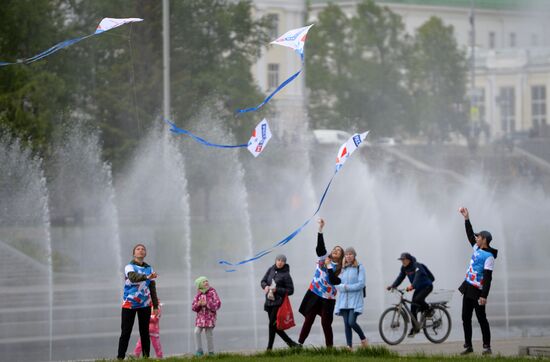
[335,247,368,350]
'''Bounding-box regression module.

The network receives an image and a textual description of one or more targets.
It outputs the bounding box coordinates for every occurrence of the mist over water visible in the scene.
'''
[0,133,53,359]
[116,123,193,350]
[48,122,121,277]
[0,117,549,360]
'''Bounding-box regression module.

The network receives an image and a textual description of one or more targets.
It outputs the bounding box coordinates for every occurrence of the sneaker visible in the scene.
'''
[360,338,369,347]
[407,328,418,337]
[208,352,215,356]
[195,349,204,356]
[482,346,492,355]
[460,346,473,355]
[288,340,301,349]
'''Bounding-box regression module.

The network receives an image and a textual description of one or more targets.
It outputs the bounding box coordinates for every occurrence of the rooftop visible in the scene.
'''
[310,0,550,12]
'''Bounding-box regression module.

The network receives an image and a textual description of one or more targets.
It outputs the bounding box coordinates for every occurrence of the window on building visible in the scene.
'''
[267,63,279,90]
[268,14,279,39]
[531,33,539,47]
[509,32,516,47]
[499,87,515,133]
[489,32,495,49]
[532,85,547,132]
[471,88,486,123]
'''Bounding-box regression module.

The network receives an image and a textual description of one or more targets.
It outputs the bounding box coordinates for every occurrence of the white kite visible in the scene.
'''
[335,131,370,171]
[247,118,272,157]
[165,118,272,157]
[235,24,314,114]
[270,24,314,57]
[0,18,143,67]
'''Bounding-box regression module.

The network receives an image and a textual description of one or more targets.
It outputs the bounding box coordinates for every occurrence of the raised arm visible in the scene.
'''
[459,207,476,246]
[316,218,327,257]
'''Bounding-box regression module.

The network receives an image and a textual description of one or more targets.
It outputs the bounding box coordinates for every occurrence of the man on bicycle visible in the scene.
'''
[387,252,434,337]
[458,207,498,355]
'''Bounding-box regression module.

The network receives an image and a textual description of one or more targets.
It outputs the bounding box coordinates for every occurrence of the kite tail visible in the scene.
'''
[235,68,302,114]
[0,34,96,67]
[218,170,338,270]
[164,119,247,148]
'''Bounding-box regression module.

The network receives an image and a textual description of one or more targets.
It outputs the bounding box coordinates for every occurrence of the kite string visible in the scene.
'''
[218,169,339,270]
[128,24,142,137]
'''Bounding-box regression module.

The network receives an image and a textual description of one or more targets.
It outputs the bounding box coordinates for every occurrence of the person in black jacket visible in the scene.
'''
[298,218,343,347]
[260,254,299,350]
[458,207,498,355]
[387,252,434,337]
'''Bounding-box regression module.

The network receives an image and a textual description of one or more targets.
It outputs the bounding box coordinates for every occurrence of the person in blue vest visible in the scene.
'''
[117,244,159,360]
[458,207,498,355]
[387,252,434,337]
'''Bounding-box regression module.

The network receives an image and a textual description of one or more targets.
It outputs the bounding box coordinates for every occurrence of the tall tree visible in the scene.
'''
[306,0,411,135]
[0,0,272,168]
[0,0,70,152]
[407,16,467,142]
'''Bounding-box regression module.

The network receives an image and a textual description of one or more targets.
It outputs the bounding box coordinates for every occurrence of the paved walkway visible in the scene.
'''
[385,336,550,357]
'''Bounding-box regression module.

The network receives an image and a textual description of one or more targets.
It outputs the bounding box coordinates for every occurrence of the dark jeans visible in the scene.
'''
[339,309,366,347]
[411,285,433,323]
[462,295,491,348]
[117,307,151,359]
[266,305,295,349]
[298,298,334,346]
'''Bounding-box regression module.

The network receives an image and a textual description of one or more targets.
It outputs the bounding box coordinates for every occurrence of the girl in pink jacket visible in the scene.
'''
[192,276,221,356]
[133,303,163,358]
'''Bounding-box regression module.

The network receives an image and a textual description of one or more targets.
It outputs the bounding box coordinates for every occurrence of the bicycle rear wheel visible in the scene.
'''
[423,305,451,343]
[379,307,408,345]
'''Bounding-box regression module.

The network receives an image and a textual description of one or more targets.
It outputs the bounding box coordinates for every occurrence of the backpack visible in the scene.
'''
[356,265,366,298]
[421,263,435,282]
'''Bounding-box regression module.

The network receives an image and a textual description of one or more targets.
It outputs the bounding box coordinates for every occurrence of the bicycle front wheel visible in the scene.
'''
[379,307,408,345]
[423,305,452,343]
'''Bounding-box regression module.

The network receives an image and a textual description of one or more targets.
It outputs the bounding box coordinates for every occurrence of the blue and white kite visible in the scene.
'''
[0,18,143,67]
[165,118,272,158]
[219,130,370,271]
[235,24,314,114]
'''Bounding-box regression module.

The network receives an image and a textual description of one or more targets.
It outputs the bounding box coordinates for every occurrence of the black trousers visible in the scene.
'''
[266,305,294,349]
[462,295,491,348]
[411,285,433,322]
[298,298,335,346]
[117,307,151,359]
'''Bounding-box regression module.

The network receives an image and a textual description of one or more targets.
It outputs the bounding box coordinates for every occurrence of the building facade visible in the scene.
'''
[251,0,308,137]
[251,0,550,140]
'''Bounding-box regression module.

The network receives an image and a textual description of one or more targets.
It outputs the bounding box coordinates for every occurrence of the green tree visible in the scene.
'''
[0,0,71,153]
[169,0,272,139]
[1,0,272,168]
[407,16,467,142]
[66,0,272,166]
[306,0,411,135]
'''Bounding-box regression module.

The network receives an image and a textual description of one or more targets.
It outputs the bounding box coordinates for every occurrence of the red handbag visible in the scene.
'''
[276,294,296,330]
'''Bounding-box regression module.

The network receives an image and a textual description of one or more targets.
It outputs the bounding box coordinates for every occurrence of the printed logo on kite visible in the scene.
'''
[247,119,272,157]
[353,135,362,147]
[282,29,305,42]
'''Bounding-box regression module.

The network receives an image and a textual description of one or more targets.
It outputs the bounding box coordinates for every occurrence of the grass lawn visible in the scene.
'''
[98,346,548,361]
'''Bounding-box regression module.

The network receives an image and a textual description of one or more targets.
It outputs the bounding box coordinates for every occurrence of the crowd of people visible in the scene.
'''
[115,207,497,359]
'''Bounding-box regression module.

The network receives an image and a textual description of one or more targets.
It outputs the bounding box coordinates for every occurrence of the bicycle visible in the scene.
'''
[378,288,452,345]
